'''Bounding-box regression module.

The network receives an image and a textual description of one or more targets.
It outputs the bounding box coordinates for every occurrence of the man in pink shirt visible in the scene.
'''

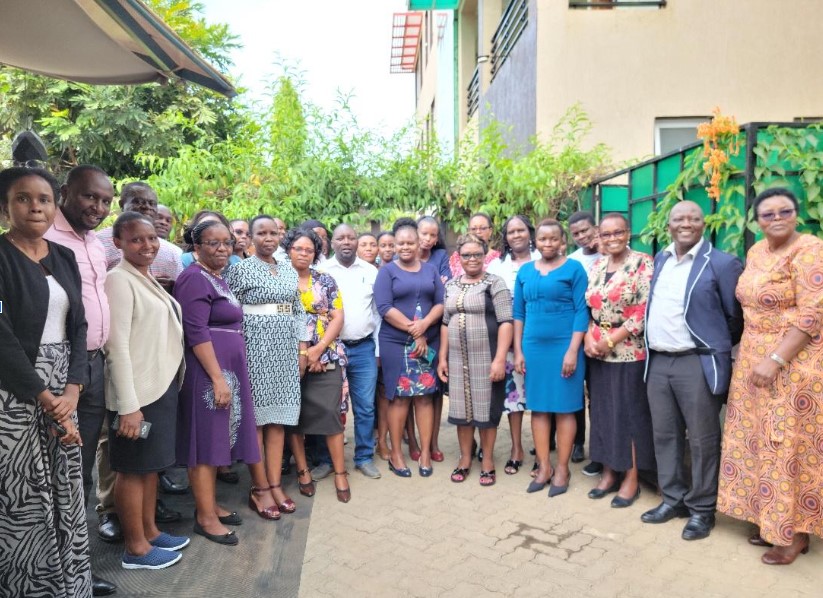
[44,164,117,597]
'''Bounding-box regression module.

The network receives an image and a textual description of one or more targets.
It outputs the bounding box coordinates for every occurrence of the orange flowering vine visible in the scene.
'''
[697,108,740,200]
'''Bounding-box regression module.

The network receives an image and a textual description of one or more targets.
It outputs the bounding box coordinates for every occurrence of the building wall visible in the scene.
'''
[480,0,537,152]
[534,0,823,162]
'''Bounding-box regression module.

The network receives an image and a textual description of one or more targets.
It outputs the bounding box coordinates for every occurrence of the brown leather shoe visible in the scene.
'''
[748,533,773,547]
[761,534,809,565]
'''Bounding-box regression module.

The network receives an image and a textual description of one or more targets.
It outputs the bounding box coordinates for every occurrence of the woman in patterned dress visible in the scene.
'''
[224,215,310,519]
[439,234,513,486]
[0,167,91,597]
[375,218,445,477]
[487,215,540,475]
[718,188,823,565]
[583,213,655,508]
[283,228,352,503]
[174,221,260,545]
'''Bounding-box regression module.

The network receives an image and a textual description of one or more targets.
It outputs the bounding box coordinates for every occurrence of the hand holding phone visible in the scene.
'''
[112,412,152,440]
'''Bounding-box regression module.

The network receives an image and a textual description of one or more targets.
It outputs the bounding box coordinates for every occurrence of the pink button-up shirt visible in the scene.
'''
[44,208,110,350]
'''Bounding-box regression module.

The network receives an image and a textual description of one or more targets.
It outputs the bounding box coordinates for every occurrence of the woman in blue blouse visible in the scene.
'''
[513,219,588,498]
[375,218,445,477]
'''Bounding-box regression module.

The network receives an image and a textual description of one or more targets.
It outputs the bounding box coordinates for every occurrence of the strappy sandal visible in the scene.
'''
[248,486,281,520]
[270,483,296,513]
[479,470,496,487]
[296,468,315,498]
[450,467,470,483]
[334,471,351,504]
[504,460,522,475]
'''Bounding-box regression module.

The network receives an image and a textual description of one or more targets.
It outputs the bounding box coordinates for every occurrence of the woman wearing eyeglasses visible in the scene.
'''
[718,188,823,565]
[439,234,513,486]
[449,213,500,278]
[583,213,655,508]
[174,220,260,546]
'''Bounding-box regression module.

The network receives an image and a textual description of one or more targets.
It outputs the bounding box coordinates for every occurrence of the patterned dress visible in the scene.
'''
[224,256,309,426]
[718,235,823,545]
[487,251,541,414]
[173,264,260,466]
[443,273,513,427]
[585,250,656,472]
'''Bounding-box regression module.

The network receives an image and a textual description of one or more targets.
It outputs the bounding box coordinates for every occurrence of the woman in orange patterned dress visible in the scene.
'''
[718,188,823,565]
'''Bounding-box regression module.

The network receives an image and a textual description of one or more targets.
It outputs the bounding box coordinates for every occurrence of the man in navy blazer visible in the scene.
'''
[642,201,743,541]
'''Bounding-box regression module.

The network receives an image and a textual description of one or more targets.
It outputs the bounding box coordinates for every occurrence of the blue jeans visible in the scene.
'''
[318,338,378,466]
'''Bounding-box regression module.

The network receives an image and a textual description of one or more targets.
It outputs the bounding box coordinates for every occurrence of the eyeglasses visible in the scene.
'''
[757,208,795,222]
[459,252,485,261]
[469,226,490,233]
[291,247,316,254]
[199,240,235,249]
[598,230,627,240]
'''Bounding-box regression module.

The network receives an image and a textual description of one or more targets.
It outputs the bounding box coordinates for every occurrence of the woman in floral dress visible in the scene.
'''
[584,213,655,508]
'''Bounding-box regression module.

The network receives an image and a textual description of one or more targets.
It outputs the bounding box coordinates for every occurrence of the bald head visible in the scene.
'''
[668,200,706,256]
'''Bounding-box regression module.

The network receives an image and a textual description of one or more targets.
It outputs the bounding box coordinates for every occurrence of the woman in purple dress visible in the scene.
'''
[375,218,445,477]
[174,220,260,546]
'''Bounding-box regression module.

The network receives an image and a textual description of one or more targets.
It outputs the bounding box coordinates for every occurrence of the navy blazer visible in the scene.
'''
[644,240,743,396]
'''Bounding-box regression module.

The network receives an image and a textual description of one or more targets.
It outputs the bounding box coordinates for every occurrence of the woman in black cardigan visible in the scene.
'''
[0,167,92,597]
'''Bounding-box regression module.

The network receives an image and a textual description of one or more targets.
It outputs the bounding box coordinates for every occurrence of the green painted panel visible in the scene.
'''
[728,133,746,171]
[656,154,682,191]
[632,164,654,199]
[579,187,593,211]
[601,186,628,213]
[630,198,653,254]
[714,188,746,258]
[408,0,459,8]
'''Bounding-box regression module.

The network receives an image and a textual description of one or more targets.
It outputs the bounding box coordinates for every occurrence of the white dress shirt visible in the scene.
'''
[318,256,379,342]
[647,238,704,352]
[569,247,602,274]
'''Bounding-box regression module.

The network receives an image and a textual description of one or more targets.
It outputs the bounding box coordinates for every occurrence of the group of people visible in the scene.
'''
[1,161,821,598]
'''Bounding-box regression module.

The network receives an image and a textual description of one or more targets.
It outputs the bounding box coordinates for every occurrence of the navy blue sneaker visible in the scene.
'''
[122,546,182,570]
[150,532,191,551]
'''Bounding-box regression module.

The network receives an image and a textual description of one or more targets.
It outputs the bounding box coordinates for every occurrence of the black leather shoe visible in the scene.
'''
[156,499,182,523]
[571,444,585,463]
[91,574,117,596]
[610,488,641,508]
[681,513,715,541]
[587,479,621,499]
[159,472,189,495]
[97,512,123,543]
[641,502,690,524]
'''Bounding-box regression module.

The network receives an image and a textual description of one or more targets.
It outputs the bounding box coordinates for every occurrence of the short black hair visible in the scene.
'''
[184,210,233,251]
[65,164,108,188]
[499,215,535,261]
[392,217,418,236]
[600,212,629,228]
[469,212,493,227]
[376,231,394,243]
[184,220,227,247]
[537,218,567,242]
[416,215,446,250]
[358,232,377,241]
[281,226,323,264]
[113,212,155,239]
[456,233,488,255]
[568,211,595,227]
[249,214,275,233]
[753,187,799,215]
[0,166,60,208]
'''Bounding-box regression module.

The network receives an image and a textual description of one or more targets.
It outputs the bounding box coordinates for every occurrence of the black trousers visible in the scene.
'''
[646,352,722,514]
[77,351,106,507]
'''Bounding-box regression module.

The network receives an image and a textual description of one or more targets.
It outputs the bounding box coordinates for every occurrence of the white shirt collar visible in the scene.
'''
[663,237,704,261]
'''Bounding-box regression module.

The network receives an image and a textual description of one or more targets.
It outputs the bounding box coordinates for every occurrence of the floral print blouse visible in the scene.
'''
[300,270,347,368]
[585,250,653,363]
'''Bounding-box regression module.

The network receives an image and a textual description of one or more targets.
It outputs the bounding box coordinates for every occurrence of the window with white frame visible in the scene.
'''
[654,117,707,155]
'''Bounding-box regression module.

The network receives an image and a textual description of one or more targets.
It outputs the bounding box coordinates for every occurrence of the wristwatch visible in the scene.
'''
[605,334,615,349]
[299,350,309,357]
[769,352,788,367]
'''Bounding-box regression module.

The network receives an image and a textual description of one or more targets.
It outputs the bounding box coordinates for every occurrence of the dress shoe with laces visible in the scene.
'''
[98,512,123,543]
[155,499,182,523]
[681,513,715,541]
[91,574,117,596]
[641,502,690,524]
[159,472,189,495]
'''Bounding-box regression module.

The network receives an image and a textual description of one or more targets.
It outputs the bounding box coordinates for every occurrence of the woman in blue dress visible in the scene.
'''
[513,219,588,498]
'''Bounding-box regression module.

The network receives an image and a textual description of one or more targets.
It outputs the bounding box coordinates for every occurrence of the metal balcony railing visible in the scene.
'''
[569,1,666,7]
[467,66,480,117]
[490,0,528,81]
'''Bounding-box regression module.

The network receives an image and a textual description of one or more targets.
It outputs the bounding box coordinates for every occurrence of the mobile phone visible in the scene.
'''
[111,415,152,439]
[49,419,68,437]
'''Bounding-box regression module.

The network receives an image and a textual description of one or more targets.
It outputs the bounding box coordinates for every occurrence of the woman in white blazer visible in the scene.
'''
[104,212,187,570]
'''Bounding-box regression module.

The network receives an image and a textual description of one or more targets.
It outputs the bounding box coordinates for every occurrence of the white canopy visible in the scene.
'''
[0,0,236,96]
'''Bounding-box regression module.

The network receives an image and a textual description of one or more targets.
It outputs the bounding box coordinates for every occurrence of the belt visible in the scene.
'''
[651,348,712,357]
[343,334,373,347]
[242,303,293,315]
[87,349,104,360]
[598,321,623,332]
[209,327,242,334]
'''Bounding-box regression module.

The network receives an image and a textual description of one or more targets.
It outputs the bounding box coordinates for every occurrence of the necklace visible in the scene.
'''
[196,261,223,278]
[6,232,48,263]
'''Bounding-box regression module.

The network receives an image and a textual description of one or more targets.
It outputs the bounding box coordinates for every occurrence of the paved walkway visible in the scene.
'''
[300,406,819,598]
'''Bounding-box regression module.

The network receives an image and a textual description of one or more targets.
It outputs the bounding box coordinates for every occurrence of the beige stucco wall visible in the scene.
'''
[535,0,823,163]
